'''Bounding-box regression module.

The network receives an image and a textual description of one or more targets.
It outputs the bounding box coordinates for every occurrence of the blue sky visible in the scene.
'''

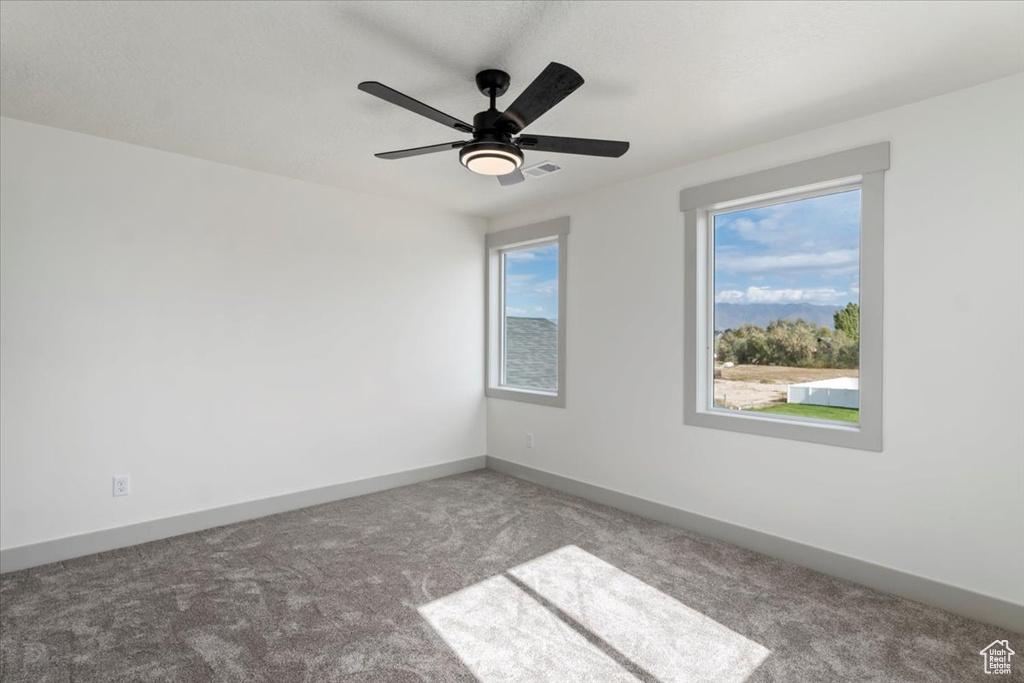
[505,242,558,320]
[714,189,861,307]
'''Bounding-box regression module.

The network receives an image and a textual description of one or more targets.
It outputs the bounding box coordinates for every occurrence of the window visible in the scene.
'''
[486,217,569,407]
[681,143,888,450]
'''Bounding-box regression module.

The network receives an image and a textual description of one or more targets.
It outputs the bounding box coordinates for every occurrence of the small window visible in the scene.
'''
[486,217,569,407]
[681,144,889,450]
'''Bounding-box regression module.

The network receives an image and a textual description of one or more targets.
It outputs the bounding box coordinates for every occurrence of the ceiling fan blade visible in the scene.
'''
[497,169,525,186]
[374,141,467,160]
[517,135,629,158]
[497,63,584,133]
[358,81,474,133]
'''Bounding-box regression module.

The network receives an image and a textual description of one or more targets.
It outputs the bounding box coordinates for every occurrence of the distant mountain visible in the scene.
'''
[714,303,843,331]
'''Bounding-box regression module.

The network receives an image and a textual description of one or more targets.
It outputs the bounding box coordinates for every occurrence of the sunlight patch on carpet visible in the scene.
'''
[419,545,770,683]
[510,545,770,683]
[418,574,640,683]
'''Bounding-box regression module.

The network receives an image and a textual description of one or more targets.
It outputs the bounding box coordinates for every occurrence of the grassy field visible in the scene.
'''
[750,403,860,423]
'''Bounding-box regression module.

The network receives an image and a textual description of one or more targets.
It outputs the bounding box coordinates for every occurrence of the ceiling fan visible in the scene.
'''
[357,63,629,186]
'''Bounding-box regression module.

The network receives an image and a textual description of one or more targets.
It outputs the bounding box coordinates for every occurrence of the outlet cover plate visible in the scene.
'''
[113,475,130,497]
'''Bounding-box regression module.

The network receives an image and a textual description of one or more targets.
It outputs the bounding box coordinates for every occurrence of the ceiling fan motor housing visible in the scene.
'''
[472,108,508,134]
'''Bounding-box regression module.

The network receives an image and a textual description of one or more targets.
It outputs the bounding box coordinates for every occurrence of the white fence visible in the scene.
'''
[787,377,859,409]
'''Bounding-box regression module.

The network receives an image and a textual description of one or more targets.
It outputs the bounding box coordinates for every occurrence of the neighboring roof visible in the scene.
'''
[504,317,557,392]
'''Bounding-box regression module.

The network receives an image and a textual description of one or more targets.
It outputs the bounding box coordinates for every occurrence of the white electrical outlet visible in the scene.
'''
[113,475,130,497]
[526,433,534,449]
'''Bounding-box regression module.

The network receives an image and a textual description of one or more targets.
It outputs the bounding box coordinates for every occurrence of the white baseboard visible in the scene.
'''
[0,456,487,574]
[4,453,1020,633]
[486,456,1024,634]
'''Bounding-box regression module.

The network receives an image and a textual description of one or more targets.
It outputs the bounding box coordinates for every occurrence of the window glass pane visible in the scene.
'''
[502,241,559,392]
[713,189,861,424]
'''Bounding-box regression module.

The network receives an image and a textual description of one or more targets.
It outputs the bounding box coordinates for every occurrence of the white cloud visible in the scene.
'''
[505,250,537,261]
[746,286,845,304]
[505,244,558,261]
[730,216,786,245]
[506,306,528,315]
[718,190,861,252]
[716,286,848,305]
[504,273,536,295]
[715,249,858,276]
[532,279,558,297]
[715,290,745,303]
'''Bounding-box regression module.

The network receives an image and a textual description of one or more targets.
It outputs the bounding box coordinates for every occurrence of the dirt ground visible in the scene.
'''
[713,365,859,410]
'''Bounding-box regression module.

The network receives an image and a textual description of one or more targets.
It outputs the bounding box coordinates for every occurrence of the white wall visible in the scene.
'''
[0,117,486,550]
[487,74,1024,605]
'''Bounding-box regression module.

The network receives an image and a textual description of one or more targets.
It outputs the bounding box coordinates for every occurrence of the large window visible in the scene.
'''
[486,217,569,407]
[681,144,888,450]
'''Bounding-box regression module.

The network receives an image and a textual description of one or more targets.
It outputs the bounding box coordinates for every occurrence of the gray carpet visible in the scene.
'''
[0,470,1016,682]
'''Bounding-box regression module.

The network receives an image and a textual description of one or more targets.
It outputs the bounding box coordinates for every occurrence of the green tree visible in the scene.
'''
[715,317,859,369]
[833,302,860,342]
[717,324,772,365]
[817,327,859,369]
[715,330,738,363]
[766,318,820,366]
[737,333,771,365]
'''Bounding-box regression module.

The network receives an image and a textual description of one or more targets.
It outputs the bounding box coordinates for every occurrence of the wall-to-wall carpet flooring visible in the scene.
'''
[0,470,1015,681]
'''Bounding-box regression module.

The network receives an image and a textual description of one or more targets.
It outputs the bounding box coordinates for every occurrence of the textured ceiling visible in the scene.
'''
[2,1,1022,217]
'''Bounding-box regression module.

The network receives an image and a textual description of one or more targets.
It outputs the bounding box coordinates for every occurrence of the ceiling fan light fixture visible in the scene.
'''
[459,142,523,176]
[360,63,628,187]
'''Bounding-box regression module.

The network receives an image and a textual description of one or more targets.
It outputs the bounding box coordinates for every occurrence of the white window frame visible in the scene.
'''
[486,217,569,408]
[681,143,889,451]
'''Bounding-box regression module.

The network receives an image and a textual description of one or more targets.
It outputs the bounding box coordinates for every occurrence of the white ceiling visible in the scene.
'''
[2,1,1022,218]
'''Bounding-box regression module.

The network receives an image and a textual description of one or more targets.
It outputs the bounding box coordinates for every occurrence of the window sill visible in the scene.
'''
[486,386,565,408]
[687,408,879,451]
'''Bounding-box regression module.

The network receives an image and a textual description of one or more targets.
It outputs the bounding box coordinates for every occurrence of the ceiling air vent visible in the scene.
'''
[523,161,562,178]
